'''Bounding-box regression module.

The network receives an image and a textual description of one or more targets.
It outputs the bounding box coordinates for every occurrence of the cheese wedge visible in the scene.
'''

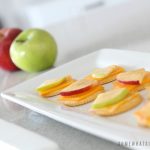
[135,102,150,127]
[59,85,104,106]
[86,65,125,84]
[91,93,142,116]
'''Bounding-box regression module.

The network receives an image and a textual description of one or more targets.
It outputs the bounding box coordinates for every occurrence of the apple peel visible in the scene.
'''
[117,69,146,85]
[60,79,98,96]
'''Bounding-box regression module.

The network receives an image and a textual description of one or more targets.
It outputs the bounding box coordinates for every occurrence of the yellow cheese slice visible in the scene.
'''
[61,91,102,107]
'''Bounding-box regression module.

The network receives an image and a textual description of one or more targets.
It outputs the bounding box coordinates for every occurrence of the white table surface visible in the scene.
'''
[0,119,60,150]
[1,0,150,150]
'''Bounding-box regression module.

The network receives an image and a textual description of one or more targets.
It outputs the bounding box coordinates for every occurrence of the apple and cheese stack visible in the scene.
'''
[85,65,125,84]
[37,76,75,97]
[134,102,150,127]
[59,79,104,106]
[90,88,142,116]
[113,69,150,92]
[145,86,150,100]
[134,87,150,127]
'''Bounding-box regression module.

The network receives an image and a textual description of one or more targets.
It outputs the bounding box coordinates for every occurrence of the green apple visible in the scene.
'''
[92,65,116,79]
[37,76,66,92]
[92,88,129,109]
[10,28,57,72]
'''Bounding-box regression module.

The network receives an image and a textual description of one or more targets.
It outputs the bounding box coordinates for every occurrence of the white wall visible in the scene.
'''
[44,0,150,65]
[0,0,127,28]
[0,0,53,27]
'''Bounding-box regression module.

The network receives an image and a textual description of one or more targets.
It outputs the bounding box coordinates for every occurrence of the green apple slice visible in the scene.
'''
[117,68,146,84]
[37,76,66,92]
[92,88,129,109]
[92,65,117,79]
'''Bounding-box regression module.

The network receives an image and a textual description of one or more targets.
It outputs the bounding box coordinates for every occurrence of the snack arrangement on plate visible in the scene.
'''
[59,79,104,106]
[36,75,75,97]
[113,69,150,92]
[90,88,142,116]
[36,65,150,128]
[134,102,150,127]
[146,86,150,100]
[85,65,125,84]
[134,87,150,127]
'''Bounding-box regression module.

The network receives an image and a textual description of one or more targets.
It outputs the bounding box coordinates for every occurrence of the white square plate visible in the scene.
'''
[1,49,150,150]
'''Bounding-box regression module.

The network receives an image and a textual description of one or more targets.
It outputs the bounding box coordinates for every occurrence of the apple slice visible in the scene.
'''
[92,88,129,109]
[92,65,117,79]
[117,69,146,85]
[60,79,97,96]
[37,76,67,92]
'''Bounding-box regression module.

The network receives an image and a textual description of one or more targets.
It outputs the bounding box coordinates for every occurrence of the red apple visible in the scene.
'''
[0,28,22,71]
[60,79,97,96]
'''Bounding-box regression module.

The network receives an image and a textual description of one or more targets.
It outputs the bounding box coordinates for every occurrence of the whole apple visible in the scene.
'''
[10,28,57,72]
[0,28,22,71]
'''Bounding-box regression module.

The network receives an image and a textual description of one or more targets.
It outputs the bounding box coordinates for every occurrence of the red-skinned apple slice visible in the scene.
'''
[60,79,97,96]
[117,80,140,85]
[117,69,146,85]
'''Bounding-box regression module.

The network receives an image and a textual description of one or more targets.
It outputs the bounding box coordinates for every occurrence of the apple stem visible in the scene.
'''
[16,40,25,43]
